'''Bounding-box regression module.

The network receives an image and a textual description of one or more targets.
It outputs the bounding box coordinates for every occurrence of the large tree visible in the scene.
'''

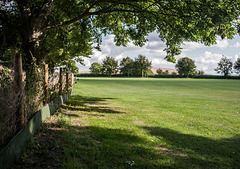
[102,56,118,76]
[90,62,103,74]
[120,57,134,77]
[134,54,152,77]
[175,57,196,77]
[234,58,240,75]
[215,55,233,79]
[1,0,240,69]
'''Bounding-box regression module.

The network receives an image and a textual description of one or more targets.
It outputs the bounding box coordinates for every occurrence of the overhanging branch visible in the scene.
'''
[43,7,181,32]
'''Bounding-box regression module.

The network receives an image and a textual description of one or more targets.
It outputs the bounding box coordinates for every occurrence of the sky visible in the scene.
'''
[77,32,240,75]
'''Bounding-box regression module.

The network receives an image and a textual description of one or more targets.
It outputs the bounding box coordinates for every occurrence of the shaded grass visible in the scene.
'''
[13,78,240,168]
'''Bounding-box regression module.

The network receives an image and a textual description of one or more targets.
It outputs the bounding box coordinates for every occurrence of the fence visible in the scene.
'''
[0,55,74,150]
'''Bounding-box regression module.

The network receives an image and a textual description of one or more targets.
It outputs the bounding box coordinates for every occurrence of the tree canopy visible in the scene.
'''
[120,57,134,77]
[134,54,152,77]
[175,57,196,77]
[102,56,118,76]
[215,55,233,78]
[90,62,103,74]
[1,0,240,70]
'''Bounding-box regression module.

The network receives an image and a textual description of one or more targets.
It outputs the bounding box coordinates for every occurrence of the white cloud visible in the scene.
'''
[90,50,105,62]
[181,42,205,52]
[115,53,124,61]
[231,42,240,48]
[152,58,175,69]
[181,38,229,52]
[146,31,161,42]
[213,38,229,49]
[83,58,91,67]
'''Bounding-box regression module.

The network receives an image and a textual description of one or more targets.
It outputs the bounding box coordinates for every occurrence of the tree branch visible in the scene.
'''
[43,0,192,32]
[44,8,176,32]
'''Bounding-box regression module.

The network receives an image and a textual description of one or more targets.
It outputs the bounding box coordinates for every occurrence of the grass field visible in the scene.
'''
[14,78,240,169]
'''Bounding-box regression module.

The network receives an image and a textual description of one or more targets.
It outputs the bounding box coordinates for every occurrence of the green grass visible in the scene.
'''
[16,78,240,168]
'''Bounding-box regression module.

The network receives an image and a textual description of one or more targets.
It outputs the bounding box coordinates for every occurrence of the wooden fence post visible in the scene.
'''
[71,72,74,90]
[59,68,63,95]
[66,71,69,91]
[44,64,49,104]
[14,53,24,127]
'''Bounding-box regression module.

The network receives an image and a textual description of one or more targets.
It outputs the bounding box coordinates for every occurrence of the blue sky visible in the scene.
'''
[77,32,240,75]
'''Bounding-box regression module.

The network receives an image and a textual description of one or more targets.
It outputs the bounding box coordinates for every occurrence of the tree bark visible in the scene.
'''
[70,72,74,90]
[14,53,24,127]
[66,71,69,91]
[44,64,49,104]
[59,68,63,95]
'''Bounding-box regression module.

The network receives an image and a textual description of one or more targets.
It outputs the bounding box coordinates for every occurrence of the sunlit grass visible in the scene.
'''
[65,78,240,168]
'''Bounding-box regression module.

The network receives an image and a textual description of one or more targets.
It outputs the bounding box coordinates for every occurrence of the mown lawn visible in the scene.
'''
[14,78,240,169]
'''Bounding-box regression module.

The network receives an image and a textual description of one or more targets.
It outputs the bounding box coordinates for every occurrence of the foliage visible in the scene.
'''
[164,70,169,75]
[120,57,134,77]
[156,69,163,75]
[0,66,17,149]
[1,0,240,68]
[102,56,118,77]
[90,62,103,74]
[197,70,205,76]
[119,55,152,77]
[215,55,233,79]
[44,20,93,70]
[146,69,154,76]
[234,58,240,75]
[134,55,152,77]
[0,67,13,95]
[175,57,196,77]
[156,69,169,75]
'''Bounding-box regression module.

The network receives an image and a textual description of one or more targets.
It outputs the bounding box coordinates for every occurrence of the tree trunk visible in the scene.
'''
[59,68,63,95]
[66,71,69,91]
[44,64,49,104]
[70,72,74,90]
[14,53,25,127]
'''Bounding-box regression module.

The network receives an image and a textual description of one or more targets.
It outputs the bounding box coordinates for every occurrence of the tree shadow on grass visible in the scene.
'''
[12,122,65,169]
[13,94,240,168]
[59,125,168,168]
[65,95,113,106]
[62,95,125,114]
[13,121,180,169]
[142,126,240,168]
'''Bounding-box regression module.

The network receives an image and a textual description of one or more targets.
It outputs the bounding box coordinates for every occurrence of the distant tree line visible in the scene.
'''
[90,55,152,77]
[89,55,240,78]
[157,57,203,78]
[215,55,240,79]
[173,56,240,78]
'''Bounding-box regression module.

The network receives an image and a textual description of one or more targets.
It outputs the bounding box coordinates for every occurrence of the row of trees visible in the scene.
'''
[90,55,152,77]
[215,56,240,78]
[90,55,240,78]
[174,56,240,78]
[156,69,177,75]
[90,55,202,78]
